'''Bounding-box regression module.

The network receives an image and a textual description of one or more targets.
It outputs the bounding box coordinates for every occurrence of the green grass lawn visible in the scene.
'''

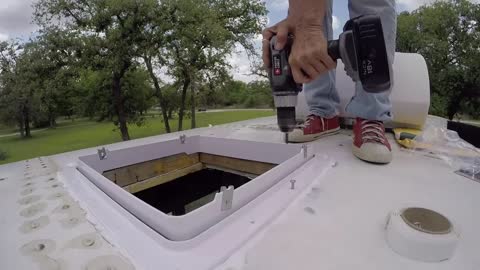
[0,128,16,136]
[0,110,274,165]
[0,123,17,135]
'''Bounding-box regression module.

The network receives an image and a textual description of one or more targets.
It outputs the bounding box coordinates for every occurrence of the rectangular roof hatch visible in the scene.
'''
[77,135,311,241]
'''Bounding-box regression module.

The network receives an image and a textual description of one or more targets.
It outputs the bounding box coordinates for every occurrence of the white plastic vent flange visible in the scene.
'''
[385,207,460,262]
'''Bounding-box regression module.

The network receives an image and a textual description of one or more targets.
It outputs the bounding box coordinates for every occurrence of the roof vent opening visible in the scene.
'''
[101,152,275,216]
[134,168,253,216]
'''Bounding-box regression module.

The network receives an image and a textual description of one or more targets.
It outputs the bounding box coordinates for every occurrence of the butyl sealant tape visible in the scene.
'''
[385,207,460,262]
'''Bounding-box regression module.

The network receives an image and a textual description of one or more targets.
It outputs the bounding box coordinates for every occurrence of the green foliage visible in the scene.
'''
[245,80,274,108]
[0,40,51,136]
[396,0,480,119]
[211,79,273,108]
[1,29,83,134]
[160,84,182,119]
[75,69,111,120]
[33,0,162,140]
[74,66,155,125]
[121,67,156,126]
[0,41,23,128]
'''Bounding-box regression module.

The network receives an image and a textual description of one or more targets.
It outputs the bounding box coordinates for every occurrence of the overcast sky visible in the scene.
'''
[0,0,475,81]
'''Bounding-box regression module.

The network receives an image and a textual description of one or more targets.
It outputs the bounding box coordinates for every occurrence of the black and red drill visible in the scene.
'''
[268,15,391,143]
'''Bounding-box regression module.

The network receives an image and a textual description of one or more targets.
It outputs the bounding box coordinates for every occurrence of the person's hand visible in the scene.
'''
[289,24,336,84]
[262,18,294,70]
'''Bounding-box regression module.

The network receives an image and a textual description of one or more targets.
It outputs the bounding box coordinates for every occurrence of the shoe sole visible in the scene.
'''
[288,127,341,143]
[352,144,392,164]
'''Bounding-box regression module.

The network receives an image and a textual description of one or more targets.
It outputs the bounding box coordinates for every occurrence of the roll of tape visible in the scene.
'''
[385,208,460,262]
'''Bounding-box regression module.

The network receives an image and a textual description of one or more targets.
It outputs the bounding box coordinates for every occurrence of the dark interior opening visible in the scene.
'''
[133,168,252,216]
[448,121,480,148]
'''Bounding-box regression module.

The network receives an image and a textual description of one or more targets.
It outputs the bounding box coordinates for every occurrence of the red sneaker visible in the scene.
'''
[288,115,340,143]
[352,118,392,164]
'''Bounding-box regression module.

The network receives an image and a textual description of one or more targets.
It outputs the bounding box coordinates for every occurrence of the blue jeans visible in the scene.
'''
[304,0,396,121]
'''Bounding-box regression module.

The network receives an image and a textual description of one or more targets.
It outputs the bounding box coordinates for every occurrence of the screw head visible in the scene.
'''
[290,179,296,190]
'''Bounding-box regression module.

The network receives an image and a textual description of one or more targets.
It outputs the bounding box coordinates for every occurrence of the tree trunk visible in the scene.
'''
[447,95,464,120]
[23,107,31,138]
[144,56,171,133]
[178,77,190,131]
[168,108,173,119]
[190,80,196,129]
[112,74,130,141]
[49,113,56,128]
[18,116,25,138]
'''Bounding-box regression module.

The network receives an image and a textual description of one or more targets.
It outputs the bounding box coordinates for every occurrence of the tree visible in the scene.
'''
[0,41,48,137]
[140,1,175,133]
[160,83,181,120]
[34,0,160,140]
[164,0,267,130]
[0,32,80,133]
[396,0,480,119]
[121,67,156,126]
[74,66,155,125]
[35,30,80,127]
[212,79,273,108]
[197,72,232,108]
[249,58,269,79]
[246,80,273,108]
[144,55,173,133]
[0,41,25,136]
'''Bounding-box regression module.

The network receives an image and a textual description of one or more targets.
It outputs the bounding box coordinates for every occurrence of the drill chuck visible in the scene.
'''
[277,107,296,133]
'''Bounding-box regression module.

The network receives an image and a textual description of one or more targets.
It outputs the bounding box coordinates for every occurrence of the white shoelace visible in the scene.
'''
[361,120,386,144]
[300,115,324,129]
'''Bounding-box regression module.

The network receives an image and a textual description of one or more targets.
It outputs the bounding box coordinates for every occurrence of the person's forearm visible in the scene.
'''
[288,0,326,27]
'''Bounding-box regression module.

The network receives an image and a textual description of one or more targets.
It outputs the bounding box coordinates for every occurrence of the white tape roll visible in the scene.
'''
[385,208,460,262]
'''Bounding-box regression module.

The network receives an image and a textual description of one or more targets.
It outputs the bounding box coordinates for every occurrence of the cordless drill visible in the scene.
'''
[269,15,391,143]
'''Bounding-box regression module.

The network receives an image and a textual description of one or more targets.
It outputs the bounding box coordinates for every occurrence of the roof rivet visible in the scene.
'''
[82,238,95,247]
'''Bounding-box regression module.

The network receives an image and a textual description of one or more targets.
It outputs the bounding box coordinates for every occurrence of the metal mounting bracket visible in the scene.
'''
[302,144,308,159]
[97,147,108,160]
[220,185,234,211]
[179,134,186,144]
